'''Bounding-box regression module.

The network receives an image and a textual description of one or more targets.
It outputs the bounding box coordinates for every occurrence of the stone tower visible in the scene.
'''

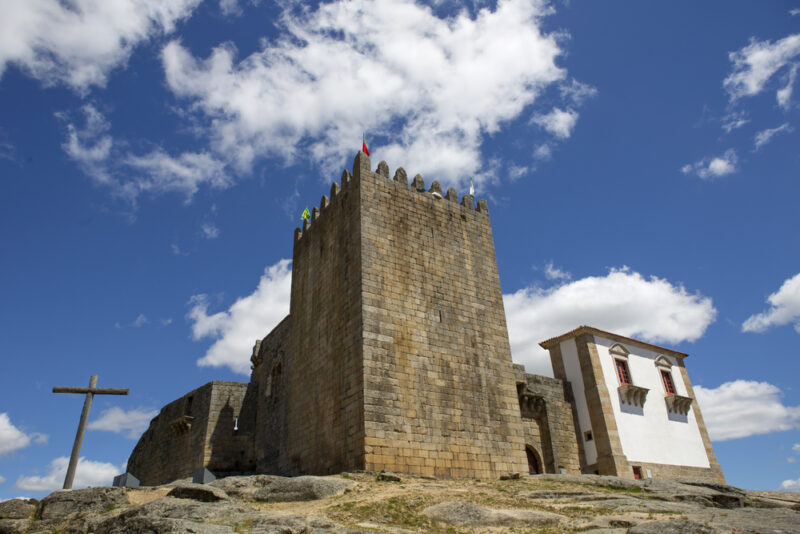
[254,152,529,478]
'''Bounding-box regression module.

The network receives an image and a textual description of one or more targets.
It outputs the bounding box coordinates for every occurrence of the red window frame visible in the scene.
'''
[632,466,642,480]
[615,359,631,385]
[661,369,675,396]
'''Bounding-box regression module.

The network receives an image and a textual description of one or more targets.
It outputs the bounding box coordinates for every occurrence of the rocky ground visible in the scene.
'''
[1,472,799,534]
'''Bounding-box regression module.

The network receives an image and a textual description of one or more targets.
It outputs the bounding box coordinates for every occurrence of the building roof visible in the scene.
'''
[538,325,689,358]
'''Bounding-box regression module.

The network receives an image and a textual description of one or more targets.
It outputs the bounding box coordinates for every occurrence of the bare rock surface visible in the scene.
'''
[210,474,354,502]
[421,500,565,527]
[38,486,128,520]
[2,472,798,533]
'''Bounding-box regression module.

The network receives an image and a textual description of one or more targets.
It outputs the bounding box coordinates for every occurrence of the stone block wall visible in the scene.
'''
[282,165,365,475]
[514,365,581,475]
[127,381,252,485]
[251,316,292,473]
[356,154,529,478]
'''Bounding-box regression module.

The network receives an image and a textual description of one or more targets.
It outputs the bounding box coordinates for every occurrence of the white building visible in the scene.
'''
[540,326,724,482]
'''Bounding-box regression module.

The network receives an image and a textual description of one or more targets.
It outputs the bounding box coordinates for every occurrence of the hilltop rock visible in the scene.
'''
[210,474,353,502]
[422,500,565,527]
[38,486,128,520]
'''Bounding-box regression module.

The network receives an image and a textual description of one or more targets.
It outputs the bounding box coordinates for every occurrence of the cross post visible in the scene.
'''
[53,374,129,489]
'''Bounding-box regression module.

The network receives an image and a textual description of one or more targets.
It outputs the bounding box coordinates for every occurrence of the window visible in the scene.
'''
[615,359,631,385]
[661,370,676,396]
[584,430,593,442]
[632,466,642,480]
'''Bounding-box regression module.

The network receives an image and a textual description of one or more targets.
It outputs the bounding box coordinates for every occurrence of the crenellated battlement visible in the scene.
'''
[294,152,489,243]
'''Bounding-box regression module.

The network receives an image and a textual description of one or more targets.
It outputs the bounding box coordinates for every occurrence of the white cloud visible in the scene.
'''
[201,223,220,239]
[189,259,292,374]
[219,0,242,17]
[0,413,47,457]
[531,107,579,139]
[533,143,552,160]
[777,64,798,109]
[543,260,570,281]
[742,272,800,334]
[559,78,597,106]
[504,267,716,375]
[781,478,800,491]
[794,443,800,453]
[132,314,148,327]
[792,9,800,16]
[88,407,157,439]
[724,34,800,102]
[0,474,5,484]
[789,457,797,463]
[721,111,749,133]
[508,165,528,180]
[695,380,800,441]
[161,0,570,186]
[60,105,230,202]
[754,123,793,150]
[0,0,201,93]
[16,456,122,492]
[681,149,738,179]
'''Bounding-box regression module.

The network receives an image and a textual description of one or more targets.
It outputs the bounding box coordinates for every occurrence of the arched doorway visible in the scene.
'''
[526,446,542,475]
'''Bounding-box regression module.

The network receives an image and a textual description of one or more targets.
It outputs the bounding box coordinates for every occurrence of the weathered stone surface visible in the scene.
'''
[210,475,353,502]
[0,499,36,519]
[422,501,564,527]
[38,487,128,520]
[167,482,230,502]
[0,518,30,534]
[376,471,401,482]
[627,519,717,534]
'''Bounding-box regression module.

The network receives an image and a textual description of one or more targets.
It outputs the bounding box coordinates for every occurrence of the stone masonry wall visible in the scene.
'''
[282,166,365,475]
[252,316,292,473]
[355,154,529,478]
[127,381,250,485]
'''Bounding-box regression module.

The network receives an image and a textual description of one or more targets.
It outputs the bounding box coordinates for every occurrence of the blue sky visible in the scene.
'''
[1,0,799,499]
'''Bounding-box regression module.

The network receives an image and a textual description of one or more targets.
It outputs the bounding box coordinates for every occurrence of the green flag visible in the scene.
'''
[301,207,310,221]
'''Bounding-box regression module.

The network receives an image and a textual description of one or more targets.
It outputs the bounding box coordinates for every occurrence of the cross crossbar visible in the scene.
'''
[52,374,129,489]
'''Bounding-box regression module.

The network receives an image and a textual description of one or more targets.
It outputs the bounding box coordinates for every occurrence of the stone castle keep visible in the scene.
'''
[128,153,724,485]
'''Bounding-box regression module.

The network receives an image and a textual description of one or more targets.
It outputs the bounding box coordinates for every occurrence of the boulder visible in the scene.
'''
[210,475,353,502]
[0,499,36,519]
[167,483,230,502]
[627,518,717,533]
[38,487,128,520]
[421,500,564,527]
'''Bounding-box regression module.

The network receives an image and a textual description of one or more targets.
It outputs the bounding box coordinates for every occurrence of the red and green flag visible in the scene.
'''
[362,133,370,156]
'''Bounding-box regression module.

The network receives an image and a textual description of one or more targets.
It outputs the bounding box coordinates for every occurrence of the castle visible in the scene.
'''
[127,153,724,485]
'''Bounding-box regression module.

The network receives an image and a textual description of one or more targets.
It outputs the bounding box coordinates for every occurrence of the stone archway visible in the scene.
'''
[526,446,542,475]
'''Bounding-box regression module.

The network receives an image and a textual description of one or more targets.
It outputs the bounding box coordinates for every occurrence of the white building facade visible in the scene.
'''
[540,326,724,482]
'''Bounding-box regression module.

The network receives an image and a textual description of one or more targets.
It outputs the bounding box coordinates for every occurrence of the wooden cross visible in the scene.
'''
[53,375,129,489]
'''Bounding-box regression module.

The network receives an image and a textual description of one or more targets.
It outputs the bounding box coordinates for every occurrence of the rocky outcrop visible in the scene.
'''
[1,473,797,534]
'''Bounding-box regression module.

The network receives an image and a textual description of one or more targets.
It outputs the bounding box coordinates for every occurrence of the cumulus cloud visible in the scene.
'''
[201,223,220,239]
[781,478,800,491]
[189,259,292,374]
[16,457,122,492]
[742,272,800,334]
[0,0,200,93]
[681,149,738,179]
[695,380,800,441]
[88,407,157,439]
[132,314,149,327]
[542,260,571,281]
[724,34,800,102]
[794,443,800,453]
[504,267,716,374]
[754,123,793,150]
[60,105,230,202]
[0,413,47,457]
[531,107,579,139]
[161,0,572,185]
[559,78,597,106]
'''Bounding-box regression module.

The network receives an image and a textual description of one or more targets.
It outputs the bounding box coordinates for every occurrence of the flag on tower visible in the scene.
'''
[301,207,310,221]
[362,133,370,157]
[469,180,475,197]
